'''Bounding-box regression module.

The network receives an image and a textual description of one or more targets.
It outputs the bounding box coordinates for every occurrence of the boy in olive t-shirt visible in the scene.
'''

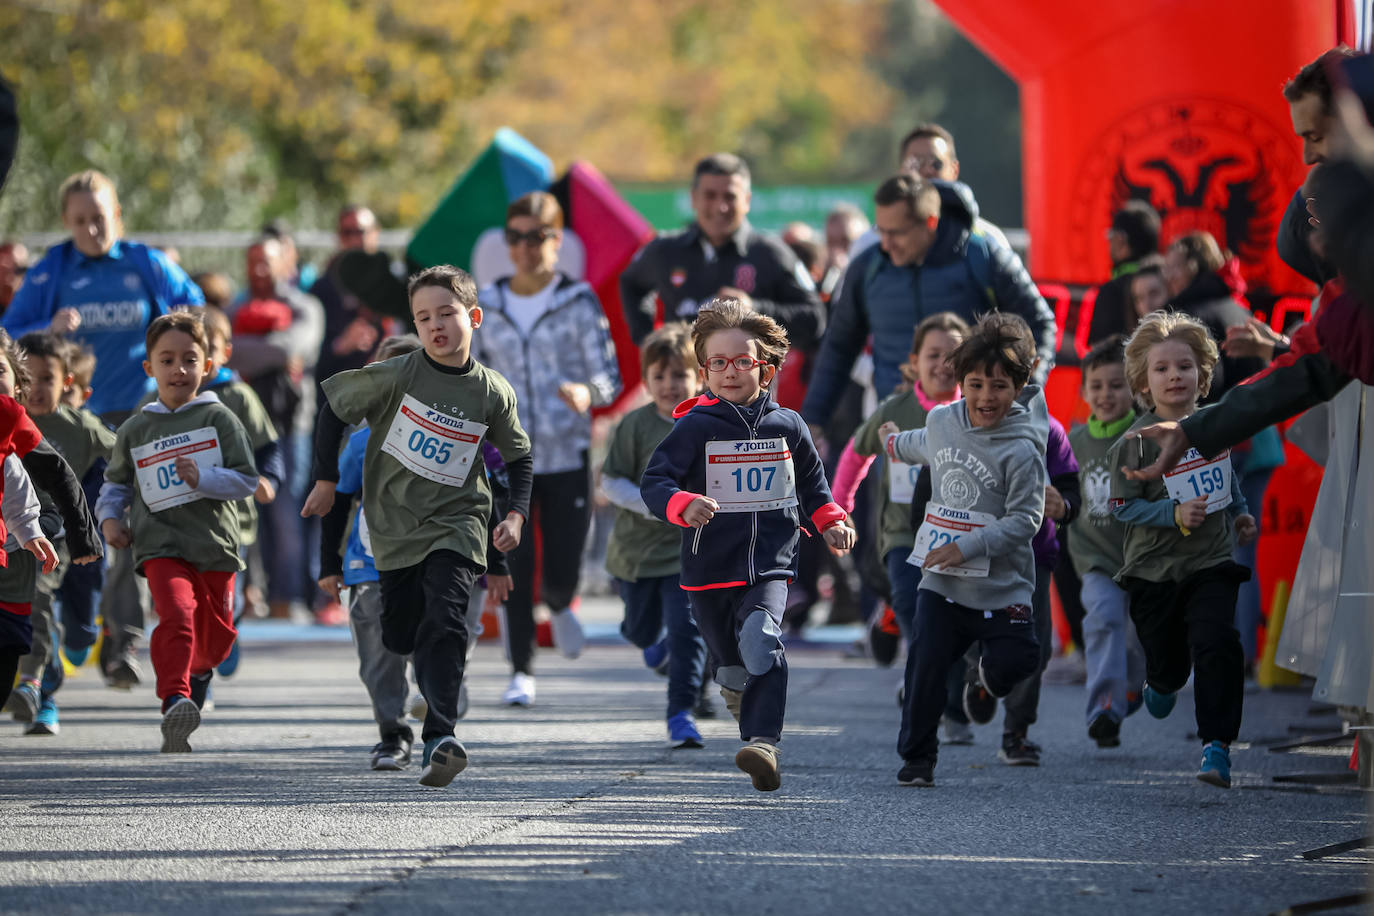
[304,265,534,789]
[97,313,259,754]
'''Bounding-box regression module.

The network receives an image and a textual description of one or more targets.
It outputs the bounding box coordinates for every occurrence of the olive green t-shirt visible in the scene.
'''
[105,398,257,573]
[1067,422,1127,578]
[210,380,277,547]
[321,351,531,572]
[851,387,932,558]
[32,405,116,523]
[602,403,681,582]
[1109,411,1241,584]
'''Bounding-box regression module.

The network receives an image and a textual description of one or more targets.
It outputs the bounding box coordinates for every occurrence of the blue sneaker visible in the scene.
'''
[667,710,703,749]
[1197,741,1232,788]
[418,736,468,787]
[5,680,40,723]
[642,638,670,676]
[1142,684,1177,719]
[64,645,91,667]
[25,697,59,735]
[217,639,241,678]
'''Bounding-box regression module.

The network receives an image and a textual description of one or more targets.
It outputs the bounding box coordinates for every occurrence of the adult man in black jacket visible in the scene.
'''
[619,154,824,350]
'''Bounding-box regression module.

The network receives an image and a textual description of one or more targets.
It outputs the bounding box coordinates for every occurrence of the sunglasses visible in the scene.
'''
[505,227,557,246]
[705,355,769,373]
[903,154,947,174]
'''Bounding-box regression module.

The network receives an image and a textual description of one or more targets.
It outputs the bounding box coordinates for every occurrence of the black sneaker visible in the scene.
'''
[1088,712,1121,748]
[998,732,1041,766]
[962,662,997,726]
[189,671,214,710]
[371,729,414,771]
[897,759,935,787]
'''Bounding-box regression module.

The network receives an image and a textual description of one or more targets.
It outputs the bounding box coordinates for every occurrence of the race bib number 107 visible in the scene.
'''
[381,394,486,487]
[131,426,223,513]
[705,438,797,512]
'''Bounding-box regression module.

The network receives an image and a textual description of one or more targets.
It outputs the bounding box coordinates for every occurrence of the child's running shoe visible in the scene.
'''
[418,736,468,787]
[642,637,670,676]
[1143,684,1177,719]
[693,684,717,719]
[735,740,781,791]
[868,606,901,668]
[160,696,201,753]
[409,692,429,721]
[216,639,241,678]
[1197,741,1232,788]
[106,656,142,691]
[998,731,1041,766]
[370,730,413,771]
[962,662,997,725]
[667,710,703,749]
[939,716,975,745]
[1088,712,1121,748]
[550,608,586,659]
[502,673,535,707]
[64,645,91,667]
[25,697,59,735]
[897,758,935,787]
[5,679,40,722]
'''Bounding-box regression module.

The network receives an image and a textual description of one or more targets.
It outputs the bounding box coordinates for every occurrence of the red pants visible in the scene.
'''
[145,558,236,702]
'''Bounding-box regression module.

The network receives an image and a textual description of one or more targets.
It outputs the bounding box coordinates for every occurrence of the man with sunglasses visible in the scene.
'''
[619,153,824,352]
[0,240,29,317]
[312,205,388,387]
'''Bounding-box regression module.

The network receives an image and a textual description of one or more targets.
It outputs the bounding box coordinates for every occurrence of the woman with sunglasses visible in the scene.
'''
[472,191,622,707]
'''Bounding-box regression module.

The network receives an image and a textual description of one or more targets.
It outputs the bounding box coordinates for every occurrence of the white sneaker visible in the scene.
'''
[502,673,535,707]
[409,693,428,721]
[550,609,586,659]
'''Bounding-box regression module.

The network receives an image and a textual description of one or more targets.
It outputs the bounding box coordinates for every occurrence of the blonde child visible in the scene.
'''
[1110,310,1256,788]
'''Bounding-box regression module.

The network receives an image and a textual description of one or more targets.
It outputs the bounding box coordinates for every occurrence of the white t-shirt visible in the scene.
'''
[503,279,557,336]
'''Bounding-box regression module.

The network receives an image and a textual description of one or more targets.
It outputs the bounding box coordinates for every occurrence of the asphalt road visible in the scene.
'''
[0,615,1367,916]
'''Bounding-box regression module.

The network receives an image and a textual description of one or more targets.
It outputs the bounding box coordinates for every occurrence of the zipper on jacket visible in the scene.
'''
[724,397,762,584]
[692,525,703,556]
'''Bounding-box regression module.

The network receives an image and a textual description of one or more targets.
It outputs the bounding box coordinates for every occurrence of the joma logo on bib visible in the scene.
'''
[154,434,193,452]
[733,440,775,452]
[421,409,467,431]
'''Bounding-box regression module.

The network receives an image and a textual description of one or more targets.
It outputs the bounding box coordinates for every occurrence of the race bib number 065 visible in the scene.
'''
[705,437,797,513]
[381,394,486,488]
[1163,448,1233,515]
[131,426,223,513]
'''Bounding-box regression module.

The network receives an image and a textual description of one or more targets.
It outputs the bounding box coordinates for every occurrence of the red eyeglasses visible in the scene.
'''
[705,354,768,372]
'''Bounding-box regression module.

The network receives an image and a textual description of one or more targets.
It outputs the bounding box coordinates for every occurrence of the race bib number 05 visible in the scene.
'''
[1163,448,1233,515]
[381,394,486,488]
[907,503,994,578]
[705,437,797,513]
[131,426,223,513]
[888,460,921,505]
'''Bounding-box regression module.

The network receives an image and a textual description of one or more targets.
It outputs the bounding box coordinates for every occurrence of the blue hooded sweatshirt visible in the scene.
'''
[4,239,204,415]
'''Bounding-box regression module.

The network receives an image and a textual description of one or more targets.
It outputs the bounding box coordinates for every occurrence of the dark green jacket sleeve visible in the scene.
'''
[1181,347,1351,459]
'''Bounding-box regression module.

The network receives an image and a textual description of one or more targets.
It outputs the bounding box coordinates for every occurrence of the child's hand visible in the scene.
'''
[300,481,337,518]
[486,574,513,606]
[101,518,132,550]
[878,421,901,442]
[1234,513,1258,547]
[23,536,58,575]
[317,574,343,603]
[1044,485,1067,521]
[175,456,200,489]
[682,496,719,528]
[254,476,277,504]
[492,514,524,552]
[923,541,965,571]
[823,520,856,555]
[557,382,592,415]
[1175,495,1208,530]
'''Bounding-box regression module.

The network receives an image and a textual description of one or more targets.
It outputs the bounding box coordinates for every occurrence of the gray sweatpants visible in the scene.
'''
[348,580,487,740]
[1080,571,1146,725]
[98,546,148,659]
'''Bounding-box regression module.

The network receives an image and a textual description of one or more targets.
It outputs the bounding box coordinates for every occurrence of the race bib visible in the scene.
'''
[380,394,486,487]
[131,427,223,513]
[907,503,994,578]
[1164,448,1233,515]
[357,508,373,559]
[704,437,797,512]
[888,460,921,505]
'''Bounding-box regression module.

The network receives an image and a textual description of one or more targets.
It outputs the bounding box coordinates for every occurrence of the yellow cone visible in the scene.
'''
[1258,579,1302,688]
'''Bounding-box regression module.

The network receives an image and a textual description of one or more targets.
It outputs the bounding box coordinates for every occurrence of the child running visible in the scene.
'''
[1110,310,1255,788]
[303,265,533,788]
[96,312,259,752]
[1066,335,1146,747]
[641,298,855,792]
[881,313,1048,787]
[600,323,710,749]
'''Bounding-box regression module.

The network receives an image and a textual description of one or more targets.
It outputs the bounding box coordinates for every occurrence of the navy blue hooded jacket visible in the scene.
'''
[641,391,846,590]
[802,180,1055,427]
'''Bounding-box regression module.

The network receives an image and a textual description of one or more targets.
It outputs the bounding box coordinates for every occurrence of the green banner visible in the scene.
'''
[621,183,875,233]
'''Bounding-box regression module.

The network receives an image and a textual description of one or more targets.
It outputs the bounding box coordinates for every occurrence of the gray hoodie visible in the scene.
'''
[889,386,1049,610]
